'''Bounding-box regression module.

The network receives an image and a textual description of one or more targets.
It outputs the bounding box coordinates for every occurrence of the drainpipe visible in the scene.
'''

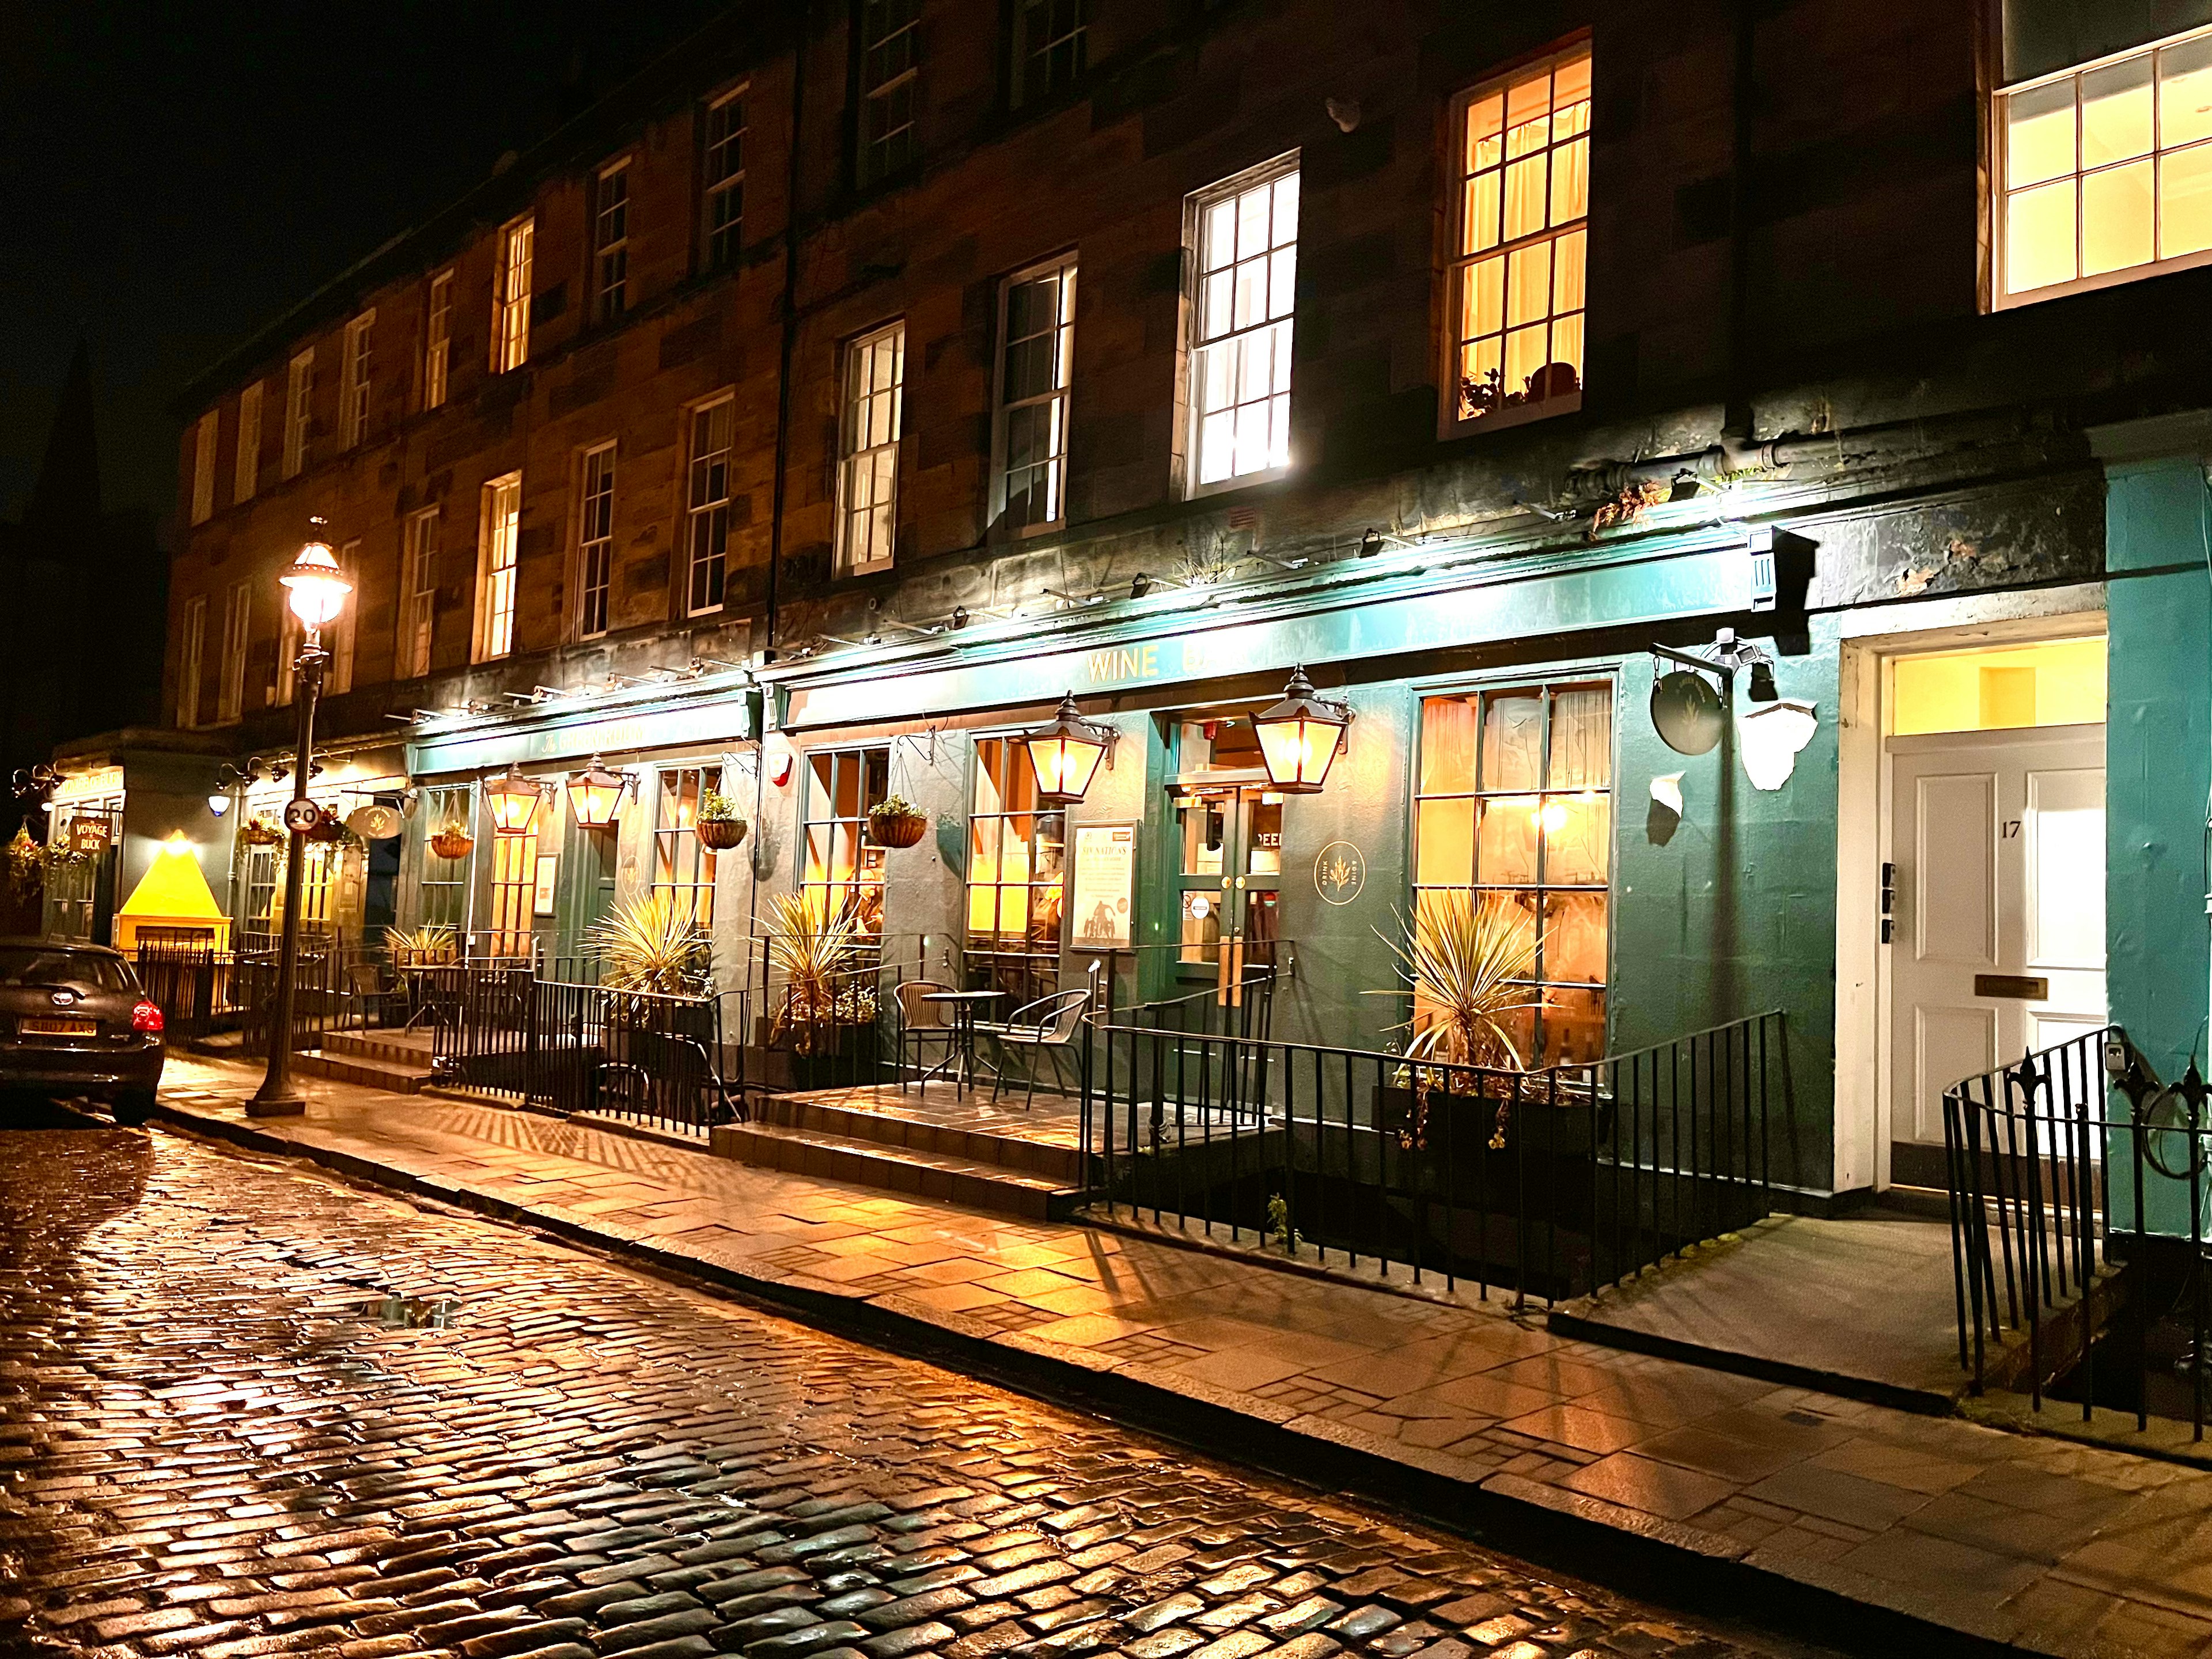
[1722,0,1758,449]
[749,0,809,1008]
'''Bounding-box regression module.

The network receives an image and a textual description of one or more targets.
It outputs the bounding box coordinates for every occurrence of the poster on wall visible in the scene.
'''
[1070,823,1137,950]
[533,855,560,916]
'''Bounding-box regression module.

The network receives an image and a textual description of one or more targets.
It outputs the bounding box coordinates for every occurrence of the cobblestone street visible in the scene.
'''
[0,1122,1822,1659]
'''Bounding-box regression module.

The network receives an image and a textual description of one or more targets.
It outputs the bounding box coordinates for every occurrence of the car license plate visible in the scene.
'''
[19,1017,96,1037]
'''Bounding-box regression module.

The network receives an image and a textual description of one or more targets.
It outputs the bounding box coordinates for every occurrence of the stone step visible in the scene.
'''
[319,1028,438,1067]
[296,1048,439,1094]
[708,1120,1079,1221]
[753,1094,1083,1185]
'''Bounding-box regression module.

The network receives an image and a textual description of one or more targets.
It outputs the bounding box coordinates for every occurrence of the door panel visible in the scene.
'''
[1888,725,2105,1154]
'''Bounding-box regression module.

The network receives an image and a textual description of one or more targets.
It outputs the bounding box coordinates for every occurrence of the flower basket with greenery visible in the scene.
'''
[304,806,347,843]
[429,821,475,861]
[866,793,927,849]
[240,817,284,847]
[698,789,748,850]
[766,891,874,1054]
[1366,891,1544,1151]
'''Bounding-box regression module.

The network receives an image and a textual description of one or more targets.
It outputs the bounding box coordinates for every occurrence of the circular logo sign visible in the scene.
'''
[1315,840,1366,906]
[281,798,323,834]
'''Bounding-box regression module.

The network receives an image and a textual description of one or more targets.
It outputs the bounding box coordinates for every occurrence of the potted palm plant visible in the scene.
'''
[697,789,748,851]
[589,893,712,995]
[866,793,928,848]
[384,923,458,967]
[765,891,878,1082]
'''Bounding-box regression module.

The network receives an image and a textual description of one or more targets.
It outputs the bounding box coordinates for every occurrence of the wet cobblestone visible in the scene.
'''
[2,1129,1804,1657]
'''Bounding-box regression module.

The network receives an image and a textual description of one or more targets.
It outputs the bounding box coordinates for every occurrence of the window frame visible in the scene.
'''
[835,321,906,575]
[217,581,251,725]
[684,396,734,616]
[340,310,375,449]
[190,410,219,525]
[592,158,631,324]
[1410,675,1618,1069]
[282,349,313,479]
[177,596,206,730]
[857,0,922,188]
[650,763,723,929]
[703,86,749,271]
[965,734,1067,1000]
[577,441,616,639]
[798,745,890,944]
[487,828,539,957]
[399,506,439,680]
[1180,152,1301,499]
[493,214,535,373]
[235,381,262,503]
[475,471,523,662]
[1442,41,1592,436]
[412,781,475,934]
[423,269,454,410]
[329,538,359,695]
[990,253,1078,537]
[1010,0,1088,109]
[1990,21,2212,308]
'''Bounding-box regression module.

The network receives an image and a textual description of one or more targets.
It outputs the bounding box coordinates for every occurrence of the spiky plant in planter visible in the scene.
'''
[766,891,873,1051]
[384,924,458,967]
[1367,890,1544,1149]
[588,893,711,996]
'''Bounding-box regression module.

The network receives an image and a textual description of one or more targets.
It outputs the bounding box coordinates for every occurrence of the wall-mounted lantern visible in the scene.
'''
[565,756,634,830]
[484,764,549,836]
[1021,691,1116,806]
[1252,666,1353,794]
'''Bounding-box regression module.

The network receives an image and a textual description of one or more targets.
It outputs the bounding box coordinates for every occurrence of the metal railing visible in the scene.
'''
[1083,1007,1789,1305]
[430,966,741,1137]
[1944,1028,2212,1434]
[137,934,372,1054]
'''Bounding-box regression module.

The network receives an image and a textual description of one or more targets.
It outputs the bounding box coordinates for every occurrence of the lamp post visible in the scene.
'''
[248,521,353,1118]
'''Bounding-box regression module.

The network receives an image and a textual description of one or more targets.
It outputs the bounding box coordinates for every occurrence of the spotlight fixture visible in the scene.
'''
[1130,575,1153,600]
[1357,529,1384,558]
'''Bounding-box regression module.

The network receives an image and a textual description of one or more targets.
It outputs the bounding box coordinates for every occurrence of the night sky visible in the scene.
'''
[0,1,729,532]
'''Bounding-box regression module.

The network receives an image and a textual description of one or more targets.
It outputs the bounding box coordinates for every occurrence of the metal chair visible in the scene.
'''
[977,987,1092,1109]
[341,959,404,1030]
[893,979,957,1092]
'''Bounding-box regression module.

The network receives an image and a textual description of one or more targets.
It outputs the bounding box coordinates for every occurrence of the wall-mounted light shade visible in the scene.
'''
[281,523,353,630]
[1253,666,1350,794]
[566,757,627,828]
[1022,692,1112,806]
[484,764,546,835]
[207,792,231,817]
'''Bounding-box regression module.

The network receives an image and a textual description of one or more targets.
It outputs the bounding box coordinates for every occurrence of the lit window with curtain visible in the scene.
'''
[1186,156,1298,491]
[329,538,359,694]
[283,349,313,478]
[593,160,630,323]
[704,89,747,270]
[234,381,262,502]
[800,748,889,941]
[652,766,722,927]
[177,597,206,729]
[686,397,733,614]
[857,0,921,186]
[190,410,218,525]
[1413,681,1613,1066]
[1449,43,1589,426]
[1013,0,1086,106]
[217,582,250,724]
[836,323,904,573]
[993,257,1076,533]
[967,738,1066,999]
[274,607,302,707]
[476,472,521,661]
[1997,25,2212,302]
[494,215,535,372]
[340,310,374,448]
[399,507,438,679]
[578,443,615,638]
[423,270,454,410]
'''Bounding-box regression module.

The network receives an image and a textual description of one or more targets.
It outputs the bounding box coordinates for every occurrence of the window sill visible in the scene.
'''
[1182,465,1290,503]
[1990,244,2212,310]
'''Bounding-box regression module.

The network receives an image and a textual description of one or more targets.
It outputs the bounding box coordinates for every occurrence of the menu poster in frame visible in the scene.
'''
[1070,823,1137,950]
[533,855,560,916]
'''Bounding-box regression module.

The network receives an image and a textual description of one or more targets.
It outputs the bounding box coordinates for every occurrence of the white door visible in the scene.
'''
[1888,724,2106,1150]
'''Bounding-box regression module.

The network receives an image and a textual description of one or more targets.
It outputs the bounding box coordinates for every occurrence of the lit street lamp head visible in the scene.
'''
[1253,665,1352,794]
[281,519,353,631]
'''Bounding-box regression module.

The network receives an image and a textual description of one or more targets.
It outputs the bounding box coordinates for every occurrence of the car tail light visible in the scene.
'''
[131,999,165,1035]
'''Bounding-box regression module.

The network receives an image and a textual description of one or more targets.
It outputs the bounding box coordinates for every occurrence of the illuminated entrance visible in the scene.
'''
[1163,712,1281,1002]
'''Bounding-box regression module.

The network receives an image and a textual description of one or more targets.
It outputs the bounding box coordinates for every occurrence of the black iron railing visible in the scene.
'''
[1082,1009,1789,1305]
[1944,1028,2212,1434]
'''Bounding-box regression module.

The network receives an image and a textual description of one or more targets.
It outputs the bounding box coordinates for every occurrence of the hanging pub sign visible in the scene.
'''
[1070,823,1137,950]
[67,816,112,855]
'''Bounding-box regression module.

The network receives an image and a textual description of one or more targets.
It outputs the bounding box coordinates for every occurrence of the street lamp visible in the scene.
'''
[566,756,632,829]
[1021,692,1115,806]
[248,520,352,1119]
[483,764,549,835]
[1252,666,1351,794]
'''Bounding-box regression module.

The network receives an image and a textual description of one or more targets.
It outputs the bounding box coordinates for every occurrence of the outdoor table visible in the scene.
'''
[919,989,1006,1097]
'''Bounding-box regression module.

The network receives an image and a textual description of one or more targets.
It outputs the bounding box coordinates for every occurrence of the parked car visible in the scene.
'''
[0,938,164,1124]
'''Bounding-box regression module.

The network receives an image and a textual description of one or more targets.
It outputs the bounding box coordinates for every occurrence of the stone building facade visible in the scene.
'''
[120,0,2212,1205]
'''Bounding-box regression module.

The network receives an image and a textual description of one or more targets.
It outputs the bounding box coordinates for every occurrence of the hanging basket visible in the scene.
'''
[303,808,347,843]
[867,808,928,849]
[698,818,749,851]
[240,819,284,847]
[429,828,475,861]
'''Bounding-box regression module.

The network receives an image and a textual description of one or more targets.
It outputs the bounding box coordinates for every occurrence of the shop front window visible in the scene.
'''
[652,766,722,929]
[1414,681,1612,1066]
[415,783,474,934]
[488,833,537,958]
[801,747,888,941]
[967,737,1065,1001]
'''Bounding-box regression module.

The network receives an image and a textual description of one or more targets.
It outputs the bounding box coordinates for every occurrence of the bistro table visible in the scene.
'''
[919,988,1006,1097]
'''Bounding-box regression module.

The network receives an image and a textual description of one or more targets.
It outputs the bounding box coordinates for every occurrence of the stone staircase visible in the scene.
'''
[295,1028,441,1094]
[709,1090,1085,1220]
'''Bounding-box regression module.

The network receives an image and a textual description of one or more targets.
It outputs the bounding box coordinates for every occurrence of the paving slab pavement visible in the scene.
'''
[149,1056,2212,1658]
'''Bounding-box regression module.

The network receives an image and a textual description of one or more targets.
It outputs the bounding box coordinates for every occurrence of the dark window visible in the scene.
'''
[704,90,748,269]
[1013,0,1086,107]
[858,0,921,185]
[578,444,615,638]
[593,162,630,323]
